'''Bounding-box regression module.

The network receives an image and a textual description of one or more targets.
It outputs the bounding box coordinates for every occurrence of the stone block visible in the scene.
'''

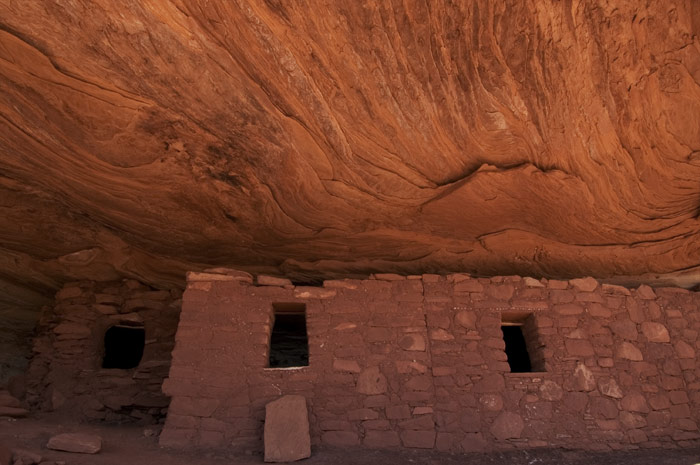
[333,359,361,373]
[398,334,426,351]
[610,320,638,340]
[636,284,656,299]
[257,275,293,287]
[356,367,387,395]
[490,412,524,440]
[641,322,670,343]
[523,277,544,287]
[598,378,623,399]
[616,342,643,361]
[539,381,563,401]
[47,433,102,454]
[401,430,436,448]
[621,393,649,413]
[364,431,400,448]
[674,340,695,359]
[569,277,598,292]
[294,287,336,299]
[264,395,310,462]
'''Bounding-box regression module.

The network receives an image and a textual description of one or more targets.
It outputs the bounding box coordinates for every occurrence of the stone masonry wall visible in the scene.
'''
[160,270,700,452]
[26,279,182,423]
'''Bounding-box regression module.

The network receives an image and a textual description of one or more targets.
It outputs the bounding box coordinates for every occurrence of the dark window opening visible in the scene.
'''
[502,325,532,372]
[269,303,308,368]
[102,325,145,369]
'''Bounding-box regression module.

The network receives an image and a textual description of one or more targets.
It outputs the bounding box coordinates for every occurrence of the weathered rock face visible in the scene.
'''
[1,2,700,374]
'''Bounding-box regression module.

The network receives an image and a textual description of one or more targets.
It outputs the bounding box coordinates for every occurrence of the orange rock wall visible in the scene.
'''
[161,271,700,452]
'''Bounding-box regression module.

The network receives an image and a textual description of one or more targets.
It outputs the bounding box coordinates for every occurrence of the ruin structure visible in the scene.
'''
[156,269,700,452]
[25,279,182,423]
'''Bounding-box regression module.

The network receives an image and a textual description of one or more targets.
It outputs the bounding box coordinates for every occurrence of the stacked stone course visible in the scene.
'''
[160,270,700,452]
[26,279,182,422]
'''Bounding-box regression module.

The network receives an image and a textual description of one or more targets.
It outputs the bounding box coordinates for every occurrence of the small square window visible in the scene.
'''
[103,324,145,369]
[269,303,308,368]
[501,313,544,373]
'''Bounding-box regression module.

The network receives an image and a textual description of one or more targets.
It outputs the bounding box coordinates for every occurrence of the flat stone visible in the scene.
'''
[400,430,436,448]
[257,275,293,287]
[539,380,563,401]
[598,377,623,399]
[202,268,254,283]
[356,367,388,395]
[0,406,28,417]
[636,284,656,299]
[610,320,638,340]
[616,342,643,361]
[453,280,483,293]
[333,359,361,373]
[47,433,102,454]
[621,393,649,413]
[364,430,400,448]
[186,271,240,282]
[490,412,524,440]
[398,334,426,351]
[264,395,310,462]
[372,273,405,281]
[572,363,596,391]
[294,287,336,299]
[429,329,454,341]
[601,284,631,295]
[675,340,695,359]
[641,322,670,343]
[455,311,476,329]
[569,277,598,292]
[523,277,544,287]
[323,280,359,289]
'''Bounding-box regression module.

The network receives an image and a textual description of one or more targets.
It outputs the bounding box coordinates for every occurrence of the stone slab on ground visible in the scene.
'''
[47,433,102,454]
[264,395,310,462]
[0,406,28,418]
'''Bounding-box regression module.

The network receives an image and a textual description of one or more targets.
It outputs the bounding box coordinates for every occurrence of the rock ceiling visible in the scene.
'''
[1,0,700,334]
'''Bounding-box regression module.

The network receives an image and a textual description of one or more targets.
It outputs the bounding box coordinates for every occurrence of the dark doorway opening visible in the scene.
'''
[102,325,145,369]
[501,325,532,373]
[269,303,308,368]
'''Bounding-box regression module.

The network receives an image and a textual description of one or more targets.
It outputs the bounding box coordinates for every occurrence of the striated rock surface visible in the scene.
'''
[1,2,700,374]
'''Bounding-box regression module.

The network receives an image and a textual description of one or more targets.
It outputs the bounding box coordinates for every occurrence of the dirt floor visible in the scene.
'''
[1,416,699,465]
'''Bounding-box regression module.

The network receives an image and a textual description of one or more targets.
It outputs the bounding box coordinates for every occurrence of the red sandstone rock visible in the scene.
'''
[263,395,310,462]
[490,412,524,440]
[674,341,696,358]
[572,363,596,391]
[47,433,102,454]
[400,430,436,449]
[539,381,563,401]
[257,276,293,287]
[398,334,425,351]
[598,378,623,399]
[356,367,387,395]
[0,406,28,417]
[569,278,598,292]
[641,322,670,342]
[11,449,42,465]
[333,359,360,373]
[455,311,477,329]
[616,342,644,361]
